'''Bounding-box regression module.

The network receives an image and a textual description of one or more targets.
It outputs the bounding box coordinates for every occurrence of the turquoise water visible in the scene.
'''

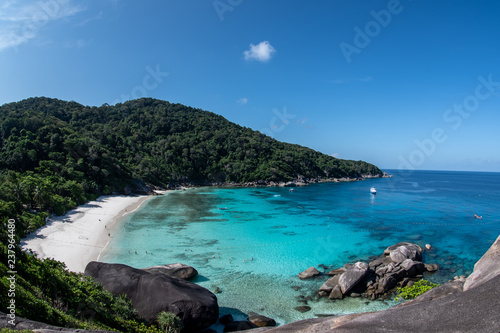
[101,170,500,325]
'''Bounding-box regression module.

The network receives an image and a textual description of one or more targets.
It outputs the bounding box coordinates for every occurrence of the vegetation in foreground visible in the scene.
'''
[0,97,381,238]
[395,279,439,301]
[0,97,382,331]
[0,236,182,332]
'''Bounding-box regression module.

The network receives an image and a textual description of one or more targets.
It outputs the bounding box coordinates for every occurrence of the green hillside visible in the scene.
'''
[0,97,381,234]
[0,97,382,332]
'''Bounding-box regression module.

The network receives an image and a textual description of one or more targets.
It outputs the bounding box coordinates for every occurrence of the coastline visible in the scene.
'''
[20,195,152,273]
[167,173,392,189]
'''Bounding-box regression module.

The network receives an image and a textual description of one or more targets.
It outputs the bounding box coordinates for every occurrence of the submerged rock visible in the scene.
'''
[327,267,347,276]
[294,306,312,313]
[223,321,256,332]
[424,263,440,272]
[248,313,277,327]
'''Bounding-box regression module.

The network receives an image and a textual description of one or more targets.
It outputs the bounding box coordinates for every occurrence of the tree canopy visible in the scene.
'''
[0,96,382,331]
[0,97,382,234]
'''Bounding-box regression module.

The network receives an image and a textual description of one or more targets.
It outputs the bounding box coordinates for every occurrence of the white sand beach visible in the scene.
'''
[21,195,151,273]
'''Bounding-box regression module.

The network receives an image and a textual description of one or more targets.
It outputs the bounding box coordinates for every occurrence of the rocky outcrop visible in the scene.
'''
[319,275,340,293]
[298,266,320,280]
[309,242,436,301]
[0,311,114,332]
[383,242,423,263]
[218,312,276,332]
[463,235,500,291]
[223,321,256,332]
[338,262,369,294]
[328,285,343,300]
[259,235,500,332]
[84,261,218,333]
[141,263,198,280]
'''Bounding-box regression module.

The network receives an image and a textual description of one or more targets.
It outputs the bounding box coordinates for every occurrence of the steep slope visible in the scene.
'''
[0,97,381,185]
[0,97,382,234]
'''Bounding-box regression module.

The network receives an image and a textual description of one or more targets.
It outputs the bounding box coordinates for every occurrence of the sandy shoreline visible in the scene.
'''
[21,195,152,273]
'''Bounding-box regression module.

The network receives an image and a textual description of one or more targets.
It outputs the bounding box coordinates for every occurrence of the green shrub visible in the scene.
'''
[0,243,159,332]
[395,279,439,301]
[156,311,183,333]
[112,294,138,319]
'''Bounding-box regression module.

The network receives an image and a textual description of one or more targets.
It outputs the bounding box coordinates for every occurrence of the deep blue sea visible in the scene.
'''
[101,170,500,325]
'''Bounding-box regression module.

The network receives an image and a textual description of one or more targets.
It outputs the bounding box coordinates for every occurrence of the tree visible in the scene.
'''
[156,311,183,333]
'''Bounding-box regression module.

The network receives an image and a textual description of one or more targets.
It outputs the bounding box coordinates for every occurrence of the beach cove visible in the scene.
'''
[101,170,500,324]
[21,170,500,326]
[21,195,150,273]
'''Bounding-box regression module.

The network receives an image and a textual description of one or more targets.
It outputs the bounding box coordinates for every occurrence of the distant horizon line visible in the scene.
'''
[381,168,500,174]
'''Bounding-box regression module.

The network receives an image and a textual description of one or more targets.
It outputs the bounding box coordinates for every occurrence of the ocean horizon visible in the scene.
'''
[101,169,500,325]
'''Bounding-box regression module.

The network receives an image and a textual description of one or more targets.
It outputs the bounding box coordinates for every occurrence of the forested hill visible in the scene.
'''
[0,97,381,228]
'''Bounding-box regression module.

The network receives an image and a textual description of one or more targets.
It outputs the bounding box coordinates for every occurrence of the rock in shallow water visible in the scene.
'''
[294,306,312,313]
[338,262,369,294]
[384,242,423,263]
[223,321,256,332]
[298,266,320,280]
[328,285,343,300]
[248,314,277,327]
[319,275,340,293]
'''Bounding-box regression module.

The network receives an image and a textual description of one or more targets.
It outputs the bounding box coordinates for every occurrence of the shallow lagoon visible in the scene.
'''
[101,170,500,324]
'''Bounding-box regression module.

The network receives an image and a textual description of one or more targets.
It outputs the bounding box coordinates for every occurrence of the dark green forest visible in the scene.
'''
[0,97,381,234]
[0,97,381,331]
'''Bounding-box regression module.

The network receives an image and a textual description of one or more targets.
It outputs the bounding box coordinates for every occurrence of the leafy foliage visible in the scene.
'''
[156,311,183,333]
[0,97,382,237]
[0,97,382,332]
[395,279,439,301]
[0,241,161,332]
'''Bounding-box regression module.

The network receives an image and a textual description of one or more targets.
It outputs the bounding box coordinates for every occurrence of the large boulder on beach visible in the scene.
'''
[141,263,198,280]
[338,262,369,294]
[84,261,218,332]
[384,242,423,263]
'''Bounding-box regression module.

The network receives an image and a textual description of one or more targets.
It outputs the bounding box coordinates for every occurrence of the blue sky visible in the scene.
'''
[1,0,500,172]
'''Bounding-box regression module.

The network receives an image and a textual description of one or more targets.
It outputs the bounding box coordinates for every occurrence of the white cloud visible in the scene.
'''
[331,153,340,158]
[236,97,248,105]
[243,41,276,62]
[0,0,85,52]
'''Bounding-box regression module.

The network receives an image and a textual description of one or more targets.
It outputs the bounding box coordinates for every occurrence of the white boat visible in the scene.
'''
[370,187,377,194]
